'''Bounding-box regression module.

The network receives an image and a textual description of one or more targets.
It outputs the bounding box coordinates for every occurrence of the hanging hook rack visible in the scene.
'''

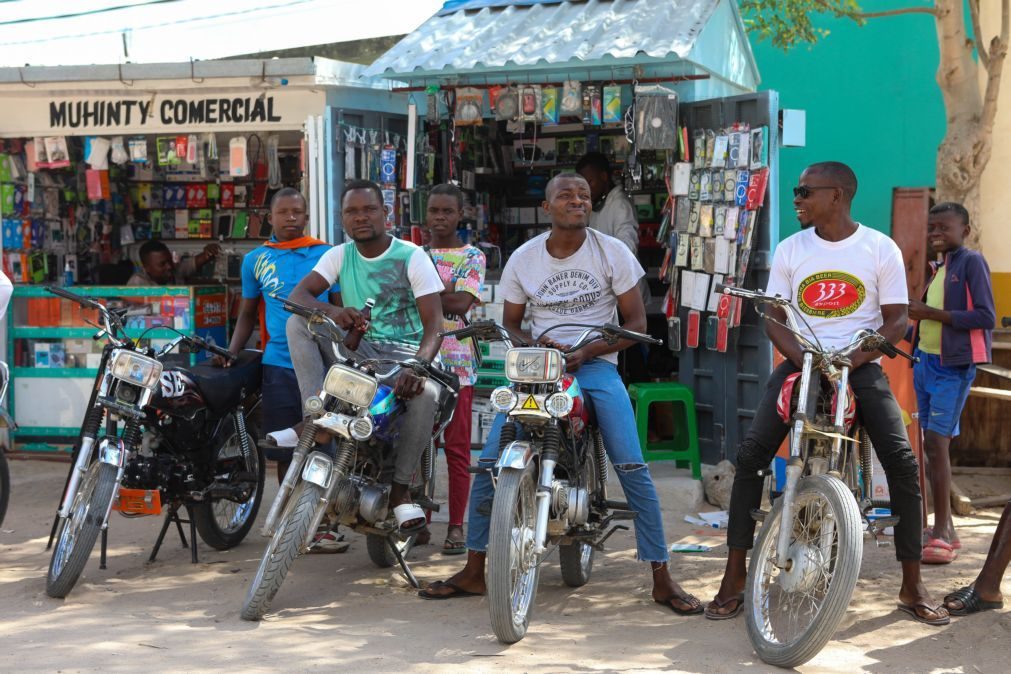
[118,63,134,87]
[18,67,35,88]
[190,58,204,84]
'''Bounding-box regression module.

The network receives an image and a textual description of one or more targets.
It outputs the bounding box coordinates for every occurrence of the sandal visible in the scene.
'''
[441,537,467,555]
[896,601,950,626]
[943,586,1004,616]
[418,580,483,600]
[922,537,957,565]
[655,593,704,616]
[923,527,961,550]
[393,503,427,535]
[704,593,744,620]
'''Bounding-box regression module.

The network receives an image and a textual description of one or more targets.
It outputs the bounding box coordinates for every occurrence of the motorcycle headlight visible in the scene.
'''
[505,347,563,384]
[110,350,163,391]
[545,392,573,418]
[323,364,378,408]
[490,387,518,413]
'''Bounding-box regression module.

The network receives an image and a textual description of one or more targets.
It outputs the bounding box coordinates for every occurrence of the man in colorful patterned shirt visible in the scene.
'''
[425,184,486,554]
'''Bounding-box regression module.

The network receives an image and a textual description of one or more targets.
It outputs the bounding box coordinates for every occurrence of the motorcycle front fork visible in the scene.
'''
[532,453,557,555]
[260,420,318,536]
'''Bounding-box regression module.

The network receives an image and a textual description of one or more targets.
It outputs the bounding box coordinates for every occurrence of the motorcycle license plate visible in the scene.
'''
[113,488,162,515]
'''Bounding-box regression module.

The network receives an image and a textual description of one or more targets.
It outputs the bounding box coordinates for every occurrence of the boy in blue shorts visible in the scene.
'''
[909,202,995,564]
[215,187,345,551]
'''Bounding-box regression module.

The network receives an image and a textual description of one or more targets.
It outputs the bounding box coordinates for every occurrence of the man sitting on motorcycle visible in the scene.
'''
[419,173,703,615]
[284,179,446,535]
[705,161,949,625]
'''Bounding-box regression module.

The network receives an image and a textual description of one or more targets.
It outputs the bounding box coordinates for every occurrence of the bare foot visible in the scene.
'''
[651,563,702,614]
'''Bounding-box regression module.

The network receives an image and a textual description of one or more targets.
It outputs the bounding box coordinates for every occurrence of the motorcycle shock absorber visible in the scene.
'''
[498,420,517,453]
[231,407,255,472]
[533,422,561,554]
[593,429,607,489]
[860,434,876,503]
[422,441,435,483]
[121,419,142,451]
[332,439,355,476]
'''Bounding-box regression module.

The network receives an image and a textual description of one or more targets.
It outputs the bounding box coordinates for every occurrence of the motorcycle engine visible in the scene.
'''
[551,481,589,527]
[331,475,389,524]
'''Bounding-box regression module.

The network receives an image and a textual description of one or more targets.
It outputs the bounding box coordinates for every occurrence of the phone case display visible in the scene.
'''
[653,122,768,354]
[6,285,227,443]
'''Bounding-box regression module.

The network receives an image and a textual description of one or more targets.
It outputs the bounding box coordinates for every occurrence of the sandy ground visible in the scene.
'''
[1,455,1008,674]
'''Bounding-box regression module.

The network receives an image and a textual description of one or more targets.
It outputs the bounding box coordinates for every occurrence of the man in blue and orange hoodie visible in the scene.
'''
[909,202,995,564]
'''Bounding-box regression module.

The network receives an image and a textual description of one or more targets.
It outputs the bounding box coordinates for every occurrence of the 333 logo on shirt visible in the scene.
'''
[797,271,865,318]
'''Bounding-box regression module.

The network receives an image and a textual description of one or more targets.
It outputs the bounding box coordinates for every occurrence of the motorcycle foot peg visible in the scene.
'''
[467,465,489,474]
[476,498,493,516]
[750,508,768,523]
[608,509,637,521]
[415,496,441,513]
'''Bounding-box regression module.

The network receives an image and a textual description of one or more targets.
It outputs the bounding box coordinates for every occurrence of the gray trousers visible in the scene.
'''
[285,314,439,485]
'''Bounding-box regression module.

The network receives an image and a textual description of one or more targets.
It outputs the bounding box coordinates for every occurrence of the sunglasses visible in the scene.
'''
[792,185,838,199]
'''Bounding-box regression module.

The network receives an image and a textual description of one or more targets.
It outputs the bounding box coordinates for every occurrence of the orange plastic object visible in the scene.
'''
[112,488,162,515]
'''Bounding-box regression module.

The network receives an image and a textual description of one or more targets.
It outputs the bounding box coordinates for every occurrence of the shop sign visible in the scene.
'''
[1,89,324,137]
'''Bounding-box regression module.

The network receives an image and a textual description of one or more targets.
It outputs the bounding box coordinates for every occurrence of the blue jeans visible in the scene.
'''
[465,359,669,562]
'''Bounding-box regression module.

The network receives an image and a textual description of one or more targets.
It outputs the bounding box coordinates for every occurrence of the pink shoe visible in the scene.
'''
[922,537,957,565]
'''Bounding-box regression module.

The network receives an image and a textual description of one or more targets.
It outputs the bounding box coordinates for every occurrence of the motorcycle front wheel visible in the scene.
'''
[46,461,119,598]
[745,474,862,668]
[240,480,322,621]
[193,427,264,550]
[487,461,541,644]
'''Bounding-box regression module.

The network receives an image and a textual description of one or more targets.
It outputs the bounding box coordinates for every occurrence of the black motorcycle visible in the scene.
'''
[44,286,265,598]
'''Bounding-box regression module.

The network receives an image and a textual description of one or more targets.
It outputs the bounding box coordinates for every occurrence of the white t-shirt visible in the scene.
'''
[766,224,908,351]
[499,228,645,364]
[589,185,650,305]
[0,270,12,322]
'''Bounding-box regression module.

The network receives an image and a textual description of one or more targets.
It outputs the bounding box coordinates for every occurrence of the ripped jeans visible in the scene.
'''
[465,359,669,562]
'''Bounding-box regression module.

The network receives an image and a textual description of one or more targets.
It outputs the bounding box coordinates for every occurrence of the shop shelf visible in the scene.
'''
[11,426,81,437]
[14,285,190,298]
[11,367,99,379]
[12,327,181,339]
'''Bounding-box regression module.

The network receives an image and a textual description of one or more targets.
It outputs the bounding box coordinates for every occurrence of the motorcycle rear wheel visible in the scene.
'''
[193,428,264,550]
[745,474,862,668]
[487,461,540,644]
[46,461,119,598]
[559,432,602,588]
[240,481,322,621]
[367,441,435,568]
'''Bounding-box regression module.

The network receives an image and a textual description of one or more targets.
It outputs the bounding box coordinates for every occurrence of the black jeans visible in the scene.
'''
[727,361,922,561]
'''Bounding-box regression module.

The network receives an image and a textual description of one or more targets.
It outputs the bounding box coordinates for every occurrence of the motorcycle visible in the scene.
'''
[44,286,265,598]
[441,319,662,644]
[240,299,458,621]
[715,284,917,668]
[0,360,16,528]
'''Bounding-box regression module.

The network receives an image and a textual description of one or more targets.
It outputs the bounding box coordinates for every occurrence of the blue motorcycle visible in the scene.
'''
[241,300,458,621]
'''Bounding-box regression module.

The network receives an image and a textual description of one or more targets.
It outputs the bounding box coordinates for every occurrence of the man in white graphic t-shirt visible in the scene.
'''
[419,173,703,616]
[705,162,949,625]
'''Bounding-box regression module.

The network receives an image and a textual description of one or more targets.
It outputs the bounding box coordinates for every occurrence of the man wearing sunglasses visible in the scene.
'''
[705,162,949,626]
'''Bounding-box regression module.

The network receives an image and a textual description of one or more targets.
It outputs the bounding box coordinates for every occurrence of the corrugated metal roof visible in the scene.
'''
[366,0,726,77]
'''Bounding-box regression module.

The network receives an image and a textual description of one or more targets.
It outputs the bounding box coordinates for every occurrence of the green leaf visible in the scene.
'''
[739,0,866,50]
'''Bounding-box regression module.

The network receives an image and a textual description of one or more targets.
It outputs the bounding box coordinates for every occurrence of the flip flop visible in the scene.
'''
[418,580,483,600]
[896,602,950,626]
[704,593,744,620]
[943,586,1004,616]
[922,537,957,565]
[393,503,427,535]
[441,537,467,555]
[655,593,704,616]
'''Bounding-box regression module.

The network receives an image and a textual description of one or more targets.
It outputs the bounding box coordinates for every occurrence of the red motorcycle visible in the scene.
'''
[442,319,661,643]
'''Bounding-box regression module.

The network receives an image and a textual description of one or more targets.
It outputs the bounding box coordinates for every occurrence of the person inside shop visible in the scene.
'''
[418,172,704,616]
[908,202,995,565]
[424,183,487,555]
[284,179,446,536]
[127,239,222,286]
[212,187,347,553]
[705,161,950,625]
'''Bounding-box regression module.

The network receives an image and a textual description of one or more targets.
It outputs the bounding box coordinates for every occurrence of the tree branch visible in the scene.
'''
[969,0,990,70]
[980,0,1010,133]
[856,6,940,19]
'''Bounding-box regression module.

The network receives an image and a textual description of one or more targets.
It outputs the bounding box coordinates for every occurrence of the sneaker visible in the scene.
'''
[309,531,350,554]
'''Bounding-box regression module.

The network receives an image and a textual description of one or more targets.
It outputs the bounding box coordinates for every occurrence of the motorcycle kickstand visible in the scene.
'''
[148,504,199,564]
[387,538,420,589]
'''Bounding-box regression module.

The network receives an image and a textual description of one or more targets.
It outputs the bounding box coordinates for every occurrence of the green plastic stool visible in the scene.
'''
[627,382,701,479]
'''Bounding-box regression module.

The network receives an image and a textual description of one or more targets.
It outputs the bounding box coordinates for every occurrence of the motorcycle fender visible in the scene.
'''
[494,441,534,476]
[98,437,127,468]
[301,451,334,489]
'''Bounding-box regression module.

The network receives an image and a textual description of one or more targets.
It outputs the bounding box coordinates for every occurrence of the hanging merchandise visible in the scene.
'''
[31,138,49,168]
[266,134,282,188]
[44,137,71,168]
[750,126,769,169]
[602,85,622,124]
[229,136,249,177]
[205,132,219,160]
[128,136,148,163]
[186,134,198,164]
[634,86,679,150]
[561,80,582,115]
[110,136,128,165]
[156,137,181,166]
[454,87,485,126]
[175,135,189,163]
[541,86,559,124]
[519,85,541,122]
[84,137,110,170]
[496,86,519,121]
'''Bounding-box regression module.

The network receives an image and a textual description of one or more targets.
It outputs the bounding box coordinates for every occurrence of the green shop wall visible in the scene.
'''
[749,13,945,243]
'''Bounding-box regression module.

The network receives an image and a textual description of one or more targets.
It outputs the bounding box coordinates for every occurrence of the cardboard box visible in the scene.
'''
[34,342,50,367]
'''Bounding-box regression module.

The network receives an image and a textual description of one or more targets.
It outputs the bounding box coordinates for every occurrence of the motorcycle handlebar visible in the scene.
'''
[282,299,317,320]
[47,285,101,310]
[193,336,236,363]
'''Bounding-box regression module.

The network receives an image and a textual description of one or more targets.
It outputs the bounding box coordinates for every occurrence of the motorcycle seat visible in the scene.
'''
[185,350,263,413]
